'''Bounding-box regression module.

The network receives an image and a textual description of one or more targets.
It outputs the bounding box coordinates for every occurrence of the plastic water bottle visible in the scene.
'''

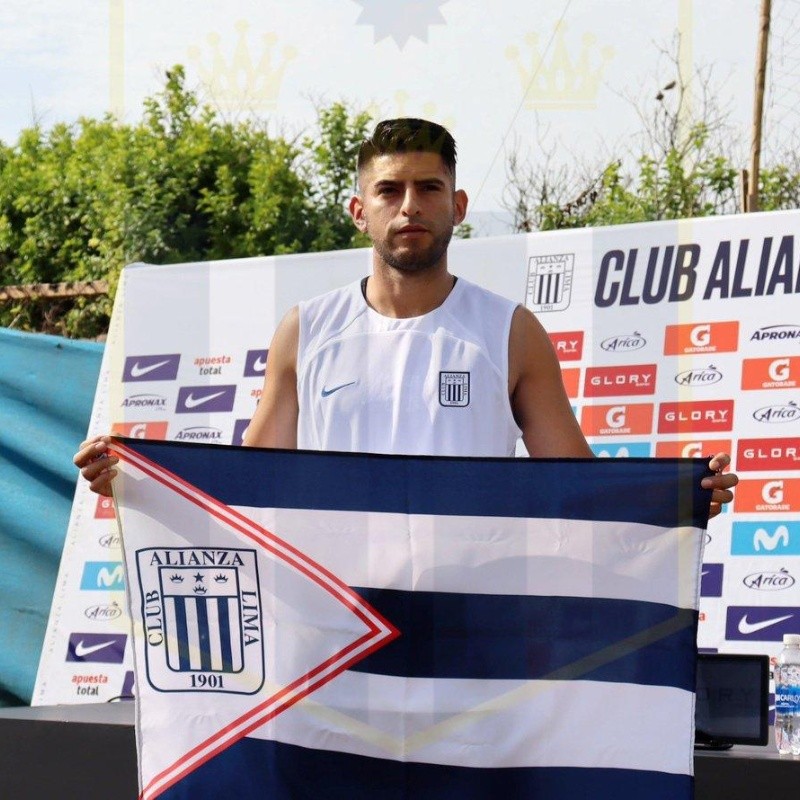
[775,633,800,755]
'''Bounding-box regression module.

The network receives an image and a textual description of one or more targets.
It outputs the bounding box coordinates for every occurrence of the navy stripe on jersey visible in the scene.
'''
[349,588,697,691]
[117,439,712,529]
[159,737,692,800]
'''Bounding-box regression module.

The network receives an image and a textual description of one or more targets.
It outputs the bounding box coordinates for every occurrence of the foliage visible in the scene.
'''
[0,67,372,337]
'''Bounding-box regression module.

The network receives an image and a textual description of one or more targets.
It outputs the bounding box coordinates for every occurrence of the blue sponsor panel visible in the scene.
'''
[66,632,127,663]
[80,561,125,591]
[731,521,800,555]
[700,564,724,598]
[243,349,268,378]
[175,385,237,414]
[122,354,181,382]
[590,442,651,458]
[232,418,250,446]
[725,606,800,641]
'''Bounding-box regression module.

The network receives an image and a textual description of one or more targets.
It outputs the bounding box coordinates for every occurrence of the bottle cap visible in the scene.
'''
[784,633,800,645]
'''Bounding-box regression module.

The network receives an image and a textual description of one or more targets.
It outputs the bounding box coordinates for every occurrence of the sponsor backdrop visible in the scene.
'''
[34,209,800,705]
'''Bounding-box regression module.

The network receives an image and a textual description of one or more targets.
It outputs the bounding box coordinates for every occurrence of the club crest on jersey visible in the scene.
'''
[439,371,470,407]
[135,547,264,695]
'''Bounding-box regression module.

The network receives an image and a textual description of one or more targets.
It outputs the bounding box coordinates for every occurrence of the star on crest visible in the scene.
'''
[352,0,449,48]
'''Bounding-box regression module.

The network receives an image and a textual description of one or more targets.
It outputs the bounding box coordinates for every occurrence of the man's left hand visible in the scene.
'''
[701,452,738,520]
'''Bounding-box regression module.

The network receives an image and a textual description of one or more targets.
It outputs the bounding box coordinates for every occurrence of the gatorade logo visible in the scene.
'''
[560,368,580,398]
[655,439,732,459]
[580,403,653,436]
[735,478,800,512]
[110,421,168,439]
[663,321,739,355]
[742,356,800,390]
[94,496,116,520]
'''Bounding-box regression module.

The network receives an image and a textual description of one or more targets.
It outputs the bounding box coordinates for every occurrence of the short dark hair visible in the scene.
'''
[357,118,457,178]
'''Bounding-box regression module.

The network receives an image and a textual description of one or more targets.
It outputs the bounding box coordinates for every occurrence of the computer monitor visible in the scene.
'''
[694,653,770,748]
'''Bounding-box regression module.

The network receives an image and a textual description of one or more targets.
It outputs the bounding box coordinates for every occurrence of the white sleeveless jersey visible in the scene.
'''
[296,277,522,456]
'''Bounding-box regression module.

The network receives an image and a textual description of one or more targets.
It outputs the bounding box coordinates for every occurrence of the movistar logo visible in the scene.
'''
[321,381,356,398]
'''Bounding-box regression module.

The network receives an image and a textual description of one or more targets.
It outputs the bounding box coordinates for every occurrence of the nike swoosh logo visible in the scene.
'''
[130,359,171,378]
[738,614,794,635]
[74,640,117,658]
[321,381,356,398]
[184,390,227,409]
[253,356,267,371]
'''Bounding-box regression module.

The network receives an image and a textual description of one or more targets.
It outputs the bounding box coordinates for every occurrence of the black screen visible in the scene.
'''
[695,654,769,746]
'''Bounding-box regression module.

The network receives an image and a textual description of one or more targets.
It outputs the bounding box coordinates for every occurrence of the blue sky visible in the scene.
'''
[2,1,790,222]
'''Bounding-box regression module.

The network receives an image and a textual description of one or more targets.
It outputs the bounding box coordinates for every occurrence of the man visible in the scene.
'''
[75,118,737,513]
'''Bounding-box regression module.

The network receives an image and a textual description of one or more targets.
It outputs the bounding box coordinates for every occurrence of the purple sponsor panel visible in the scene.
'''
[243,349,268,377]
[725,606,800,642]
[121,670,135,700]
[122,354,181,382]
[66,632,127,663]
[232,418,250,446]
[175,385,237,414]
[700,563,724,598]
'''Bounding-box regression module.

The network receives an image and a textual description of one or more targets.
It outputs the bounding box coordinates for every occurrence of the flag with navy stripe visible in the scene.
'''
[110,438,711,800]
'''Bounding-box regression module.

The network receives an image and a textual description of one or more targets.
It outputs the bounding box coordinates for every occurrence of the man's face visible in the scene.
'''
[350,151,468,273]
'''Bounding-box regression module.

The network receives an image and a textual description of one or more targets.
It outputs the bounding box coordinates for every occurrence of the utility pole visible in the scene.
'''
[747,0,771,212]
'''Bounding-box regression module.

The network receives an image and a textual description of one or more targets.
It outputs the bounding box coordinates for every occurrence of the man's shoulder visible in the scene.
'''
[300,279,362,312]
[297,279,366,353]
[452,276,521,316]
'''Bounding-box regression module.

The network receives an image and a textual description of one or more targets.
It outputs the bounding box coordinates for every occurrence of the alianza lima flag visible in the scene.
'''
[109,437,712,800]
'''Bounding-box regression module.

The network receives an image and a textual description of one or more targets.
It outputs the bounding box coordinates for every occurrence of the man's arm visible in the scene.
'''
[243,306,300,448]
[508,305,594,458]
[507,305,737,517]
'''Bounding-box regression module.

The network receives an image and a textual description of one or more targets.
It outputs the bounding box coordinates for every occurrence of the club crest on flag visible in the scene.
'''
[111,438,709,800]
[136,547,263,694]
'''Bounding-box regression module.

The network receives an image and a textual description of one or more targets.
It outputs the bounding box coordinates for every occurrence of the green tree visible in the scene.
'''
[0,67,373,337]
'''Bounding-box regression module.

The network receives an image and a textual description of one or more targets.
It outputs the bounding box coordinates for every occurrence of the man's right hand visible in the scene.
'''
[73,435,118,497]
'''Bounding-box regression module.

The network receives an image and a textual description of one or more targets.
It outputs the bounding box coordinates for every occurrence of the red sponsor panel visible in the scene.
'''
[110,421,169,439]
[741,356,800,390]
[583,364,657,397]
[657,400,734,434]
[94,496,116,519]
[561,368,580,398]
[735,478,800,512]
[736,438,800,471]
[580,403,654,436]
[548,331,584,362]
[655,439,733,463]
[663,321,739,355]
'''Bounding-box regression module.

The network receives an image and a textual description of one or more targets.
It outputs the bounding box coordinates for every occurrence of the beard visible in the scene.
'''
[370,224,454,273]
